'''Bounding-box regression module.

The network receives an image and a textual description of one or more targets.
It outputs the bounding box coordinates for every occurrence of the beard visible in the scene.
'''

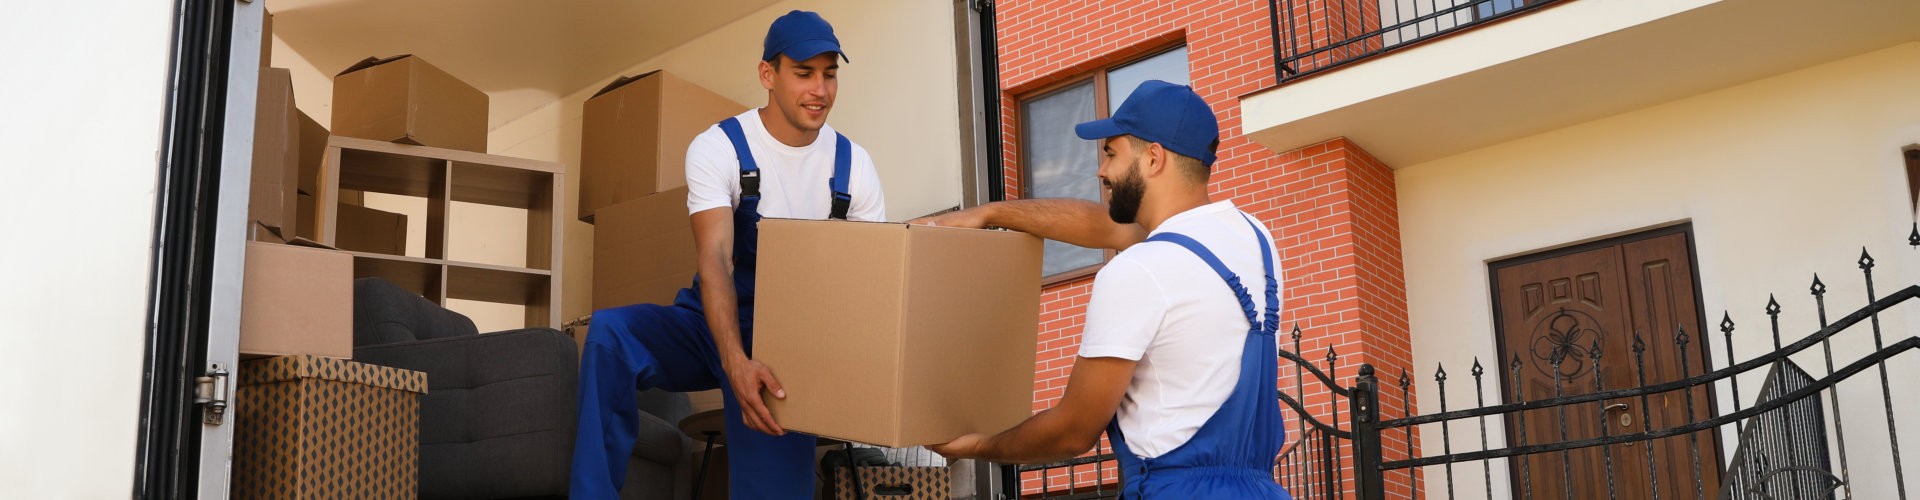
[1106,163,1145,224]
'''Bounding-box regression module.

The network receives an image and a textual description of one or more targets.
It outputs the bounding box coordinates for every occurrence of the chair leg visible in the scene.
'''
[693,433,717,500]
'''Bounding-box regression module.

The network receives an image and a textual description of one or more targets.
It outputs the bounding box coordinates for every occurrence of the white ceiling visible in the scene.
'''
[268,0,784,128]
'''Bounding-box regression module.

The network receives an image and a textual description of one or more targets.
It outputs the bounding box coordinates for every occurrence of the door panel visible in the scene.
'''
[1491,227,1719,499]
[1495,245,1647,498]
[1621,233,1723,498]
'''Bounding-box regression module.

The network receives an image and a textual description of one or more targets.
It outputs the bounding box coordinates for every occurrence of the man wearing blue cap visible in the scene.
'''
[918,81,1290,498]
[571,10,885,498]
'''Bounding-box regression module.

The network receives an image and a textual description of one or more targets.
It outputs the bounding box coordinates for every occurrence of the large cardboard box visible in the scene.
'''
[334,202,407,255]
[755,220,1042,447]
[590,186,696,310]
[331,55,488,152]
[250,68,299,236]
[578,71,746,222]
[240,242,352,359]
[233,355,426,499]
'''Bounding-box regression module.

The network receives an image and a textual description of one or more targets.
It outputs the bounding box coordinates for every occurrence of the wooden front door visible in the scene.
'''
[1490,225,1723,499]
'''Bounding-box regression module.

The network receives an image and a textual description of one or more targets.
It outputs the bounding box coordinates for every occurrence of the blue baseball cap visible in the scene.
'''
[763,10,849,63]
[1074,80,1218,166]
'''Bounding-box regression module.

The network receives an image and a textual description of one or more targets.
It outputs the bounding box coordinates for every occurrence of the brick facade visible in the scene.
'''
[995,1,1418,497]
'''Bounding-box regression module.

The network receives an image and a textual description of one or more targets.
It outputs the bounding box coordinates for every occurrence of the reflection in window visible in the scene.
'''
[1022,82,1103,276]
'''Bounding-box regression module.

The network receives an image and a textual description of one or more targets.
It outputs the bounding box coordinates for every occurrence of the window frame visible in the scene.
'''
[1015,43,1188,285]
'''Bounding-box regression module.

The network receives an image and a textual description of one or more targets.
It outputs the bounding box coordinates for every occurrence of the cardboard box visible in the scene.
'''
[331,55,488,152]
[248,221,285,244]
[590,186,696,310]
[260,11,273,68]
[334,202,407,255]
[240,241,352,358]
[755,220,1042,447]
[233,355,426,499]
[578,71,746,222]
[251,68,299,234]
[294,111,327,196]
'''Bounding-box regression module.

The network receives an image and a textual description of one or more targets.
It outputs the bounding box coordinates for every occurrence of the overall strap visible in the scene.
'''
[829,132,852,220]
[1144,232,1258,327]
[1240,215,1280,334]
[717,117,761,198]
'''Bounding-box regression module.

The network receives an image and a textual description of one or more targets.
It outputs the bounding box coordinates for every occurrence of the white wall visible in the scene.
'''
[272,0,964,330]
[0,0,177,497]
[1396,42,1920,498]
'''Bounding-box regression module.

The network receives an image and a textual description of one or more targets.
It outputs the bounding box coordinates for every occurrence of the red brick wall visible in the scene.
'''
[995,1,1418,497]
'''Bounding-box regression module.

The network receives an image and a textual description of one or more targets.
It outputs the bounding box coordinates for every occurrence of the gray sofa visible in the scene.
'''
[350,277,695,499]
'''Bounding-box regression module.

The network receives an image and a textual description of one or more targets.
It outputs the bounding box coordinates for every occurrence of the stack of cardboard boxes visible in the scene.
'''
[582,70,749,318]
[232,43,497,499]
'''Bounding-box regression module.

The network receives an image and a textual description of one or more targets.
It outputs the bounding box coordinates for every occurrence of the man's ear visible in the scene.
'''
[758,60,776,91]
[1144,142,1170,178]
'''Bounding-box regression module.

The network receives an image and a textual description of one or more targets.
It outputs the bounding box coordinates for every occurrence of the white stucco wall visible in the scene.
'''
[1396,42,1920,498]
[0,0,177,497]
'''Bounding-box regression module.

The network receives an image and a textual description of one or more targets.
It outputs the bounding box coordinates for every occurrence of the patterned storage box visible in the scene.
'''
[831,466,950,500]
[233,355,427,499]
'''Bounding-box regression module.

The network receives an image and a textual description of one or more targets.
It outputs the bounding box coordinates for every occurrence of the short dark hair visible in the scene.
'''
[1126,136,1212,184]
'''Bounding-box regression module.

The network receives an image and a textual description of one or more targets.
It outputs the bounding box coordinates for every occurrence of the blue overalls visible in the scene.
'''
[571,117,854,499]
[1105,215,1292,499]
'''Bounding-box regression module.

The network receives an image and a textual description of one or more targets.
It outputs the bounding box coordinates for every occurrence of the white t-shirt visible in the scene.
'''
[685,110,886,221]
[1080,201,1283,458]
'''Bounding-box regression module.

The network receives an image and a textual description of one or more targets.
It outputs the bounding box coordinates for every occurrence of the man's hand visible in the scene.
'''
[928,433,990,459]
[908,206,989,229]
[724,354,787,436]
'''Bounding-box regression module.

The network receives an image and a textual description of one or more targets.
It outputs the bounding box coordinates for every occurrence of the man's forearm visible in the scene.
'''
[697,261,746,366]
[978,199,1145,250]
[965,408,1100,464]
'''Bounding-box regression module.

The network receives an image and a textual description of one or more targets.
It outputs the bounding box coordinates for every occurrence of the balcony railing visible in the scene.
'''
[1267,0,1567,83]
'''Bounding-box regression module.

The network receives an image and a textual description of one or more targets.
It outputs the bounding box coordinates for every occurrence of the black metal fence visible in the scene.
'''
[1007,229,1920,499]
[1265,0,1567,83]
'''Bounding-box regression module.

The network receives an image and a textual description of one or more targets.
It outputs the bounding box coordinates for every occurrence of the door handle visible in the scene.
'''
[1604,403,1632,428]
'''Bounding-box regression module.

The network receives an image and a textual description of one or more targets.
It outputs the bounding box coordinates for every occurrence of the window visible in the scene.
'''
[1018,45,1189,282]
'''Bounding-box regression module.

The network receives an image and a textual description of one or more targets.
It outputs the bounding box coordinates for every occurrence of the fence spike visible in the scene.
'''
[1859,247,1876,270]
[1435,362,1448,382]
[1470,358,1484,377]
[1909,222,1918,248]
[1812,274,1827,296]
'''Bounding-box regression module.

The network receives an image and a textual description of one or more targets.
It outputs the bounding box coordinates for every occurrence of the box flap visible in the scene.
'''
[239,355,427,393]
[337,54,412,77]
[591,70,664,98]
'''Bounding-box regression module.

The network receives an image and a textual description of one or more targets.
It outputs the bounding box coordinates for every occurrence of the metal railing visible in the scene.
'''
[1266,0,1568,83]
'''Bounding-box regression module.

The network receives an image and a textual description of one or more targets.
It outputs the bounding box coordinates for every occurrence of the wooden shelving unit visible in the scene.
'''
[316,136,565,328]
